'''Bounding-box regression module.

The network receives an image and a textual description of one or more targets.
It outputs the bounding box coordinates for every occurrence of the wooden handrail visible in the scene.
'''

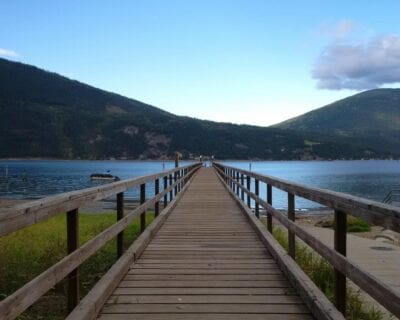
[0,164,198,237]
[215,163,400,232]
[0,163,201,320]
[213,162,400,318]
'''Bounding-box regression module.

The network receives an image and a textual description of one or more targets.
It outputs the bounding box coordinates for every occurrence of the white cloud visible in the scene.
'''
[312,35,400,90]
[0,48,19,58]
[318,20,355,39]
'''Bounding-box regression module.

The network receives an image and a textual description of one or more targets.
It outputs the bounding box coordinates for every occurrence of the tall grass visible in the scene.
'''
[272,227,386,320]
[0,211,154,319]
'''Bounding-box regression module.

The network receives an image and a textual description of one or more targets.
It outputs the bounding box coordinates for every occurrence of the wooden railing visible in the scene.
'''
[0,162,201,320]
[213,162,400,318]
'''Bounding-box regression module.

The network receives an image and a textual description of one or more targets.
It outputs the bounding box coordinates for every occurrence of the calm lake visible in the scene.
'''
[0,160,399,211]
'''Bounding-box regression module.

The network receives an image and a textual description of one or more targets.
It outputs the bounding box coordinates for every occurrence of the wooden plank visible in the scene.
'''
[127,269,282,275]
[118,280,291,288]
[112,287,297,295]
[123,274,285,281]
[107,294,303,304]
[98,314,313,320]
[101,303,310,314]
[137,259,274,264]
[131,263,278,269]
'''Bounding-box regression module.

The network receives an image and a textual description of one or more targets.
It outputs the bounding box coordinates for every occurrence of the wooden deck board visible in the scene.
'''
[97,168,312,319]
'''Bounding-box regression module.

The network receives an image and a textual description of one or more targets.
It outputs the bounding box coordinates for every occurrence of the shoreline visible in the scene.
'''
[2,198,398,246]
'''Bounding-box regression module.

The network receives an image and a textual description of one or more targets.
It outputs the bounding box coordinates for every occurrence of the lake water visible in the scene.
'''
[0,160,400,211]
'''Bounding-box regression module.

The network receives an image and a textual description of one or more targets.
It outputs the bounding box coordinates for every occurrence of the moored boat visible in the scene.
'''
[90,173,120,181]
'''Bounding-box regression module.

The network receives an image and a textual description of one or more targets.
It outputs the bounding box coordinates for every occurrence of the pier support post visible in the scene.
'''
[169,174,173,201]
[246,176,251,208]
[255,179,259,218]
[240,174,244,201]
[155,179,159,217]
[67,208,79,313]
[236,172,240,196]
[163,176,168,208]
[140,184,146,233]
[116,192,124,257]
[288,193,295,259]
[334,209,347,316]
[267,184,272,232]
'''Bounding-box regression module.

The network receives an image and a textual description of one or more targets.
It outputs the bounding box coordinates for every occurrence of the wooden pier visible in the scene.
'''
[1,162,399,320]
[97,168,311,319]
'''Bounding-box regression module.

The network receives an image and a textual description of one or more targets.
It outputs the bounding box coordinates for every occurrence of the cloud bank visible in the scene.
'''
[0,48,19,58]
[312,35,400,90]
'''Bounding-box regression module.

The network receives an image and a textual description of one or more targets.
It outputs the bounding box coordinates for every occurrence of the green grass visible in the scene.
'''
[347,216,371,233]
[272,227,386,320]
[0,211,154,319]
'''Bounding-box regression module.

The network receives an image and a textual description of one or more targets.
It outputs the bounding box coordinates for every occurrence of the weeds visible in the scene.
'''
[0,211,154,319]
[347,216,371,233]
[272,227,386,320]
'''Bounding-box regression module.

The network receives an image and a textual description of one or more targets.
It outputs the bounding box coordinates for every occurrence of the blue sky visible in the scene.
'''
[1,1,400,125]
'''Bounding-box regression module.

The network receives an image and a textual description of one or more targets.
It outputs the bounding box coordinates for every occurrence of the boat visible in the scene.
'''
[90,173,120,181]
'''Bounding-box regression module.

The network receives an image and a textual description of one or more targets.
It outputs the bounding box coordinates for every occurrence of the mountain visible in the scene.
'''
[0,58,395,160]
[276,89,400,154]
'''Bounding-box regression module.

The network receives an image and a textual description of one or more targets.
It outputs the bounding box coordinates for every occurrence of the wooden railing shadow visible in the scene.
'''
[0,163,201,320]
[213,162,400,318]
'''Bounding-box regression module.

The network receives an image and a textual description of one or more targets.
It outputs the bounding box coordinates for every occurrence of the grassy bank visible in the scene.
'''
[272,227,386,320]
[0,211,154,319]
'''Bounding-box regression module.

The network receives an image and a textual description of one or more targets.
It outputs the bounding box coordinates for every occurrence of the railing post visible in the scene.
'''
[288,193,295,259]
[334,209,347,316]
[140,183,146,233]
[241,173,244,201]
[236,172,240,196]
[175,152,180,168]
[179,169,183,191]
[66,208,79,313]
[163,176,168,208]
[174,171,178,196]
[155,179,159,217]
[255,179,259,218]
[267,184,272,232]
[231,169,234,189]
[169,174,173,201]
[116,192,124,258]
[246,175,251,208]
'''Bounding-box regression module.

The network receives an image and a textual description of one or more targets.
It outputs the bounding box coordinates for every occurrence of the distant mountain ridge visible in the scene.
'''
[276,89,400,154]
[0,58,397,160]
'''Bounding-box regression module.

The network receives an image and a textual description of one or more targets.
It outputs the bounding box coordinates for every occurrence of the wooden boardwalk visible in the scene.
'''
[98,168,313,320]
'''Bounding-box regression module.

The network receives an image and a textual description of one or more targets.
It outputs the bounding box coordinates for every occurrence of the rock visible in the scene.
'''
[315,219,333,228]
